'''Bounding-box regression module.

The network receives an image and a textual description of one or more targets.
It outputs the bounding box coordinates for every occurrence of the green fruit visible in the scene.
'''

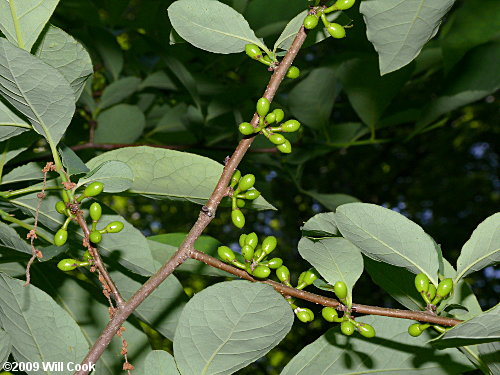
[231,209,245,228]
[253,248,264,262]
[428,284,437,301]
[256,97,270,117]
[282,119,301,132]
[262,236,277,254]
[265,112,276,124]
[276,265,290,282]
[302,268,320,285]
[55,201,66,215]
[269,133,287,145]
[321,307,339,322]
[273,109,285,123]
[236,199,246,208]
[267,258,283,269]
[263,55,273,64]
[414,273,430,294]
[245,232,259,248]
[105,221,124,233]
[286,66,300,79]
[239,122,254,135]
[54,229,68,247]
[89,231,102,244]
[335,0,355,10]
[239,233,247,247]
[432,278,454,304]
[57,258,80,271]
[253,265,271,279]
[231,170,241,188]
[326,23,346,39]
[408,323,429,337]
[358,323,376,338]
[245,189,260,200]
[298,271,306,286]
[83,182,104,198]
[277,139,292,153]
[241,245,254,261]
[303,14,319,29]
[340,321,355,336]
[218,246,236,262]
[89,202,102,222]
[334,281,348,300]
[238,174,255,191]
[296,308,314,323]
[245,44,262,59]
[82,250,93,261]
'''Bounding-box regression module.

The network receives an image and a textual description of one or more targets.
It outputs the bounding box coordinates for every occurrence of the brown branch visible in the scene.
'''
[70,142,279,153]
[73,26,309,375]
[190,250,462,327]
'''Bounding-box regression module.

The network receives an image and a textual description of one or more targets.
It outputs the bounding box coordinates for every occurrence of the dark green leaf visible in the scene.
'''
[94,104,146,144]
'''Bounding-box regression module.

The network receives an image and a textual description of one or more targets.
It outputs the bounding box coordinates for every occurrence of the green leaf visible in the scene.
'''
[98,77,141,110]
[360,0,455,75]
[1,161,44,184]
[33,25,93,100]
[152,104,188,133]
[301,212,338,238]
[0,221,31,254]
[281,315,473,375]
[0,273,89,371]
[478,342,500,375]
[456,213,500,282]
[140,71,177,91]
[174,281,293,375]
[0,327,11,363]
[94,104,146,144]
[433,304,500,348]
[77,160,134,193]
[0,100,30,141]
[0,133,34,167]
[168,0,264,54]
[136,350,180,375]
[306,191,360,212]
[59,144,89,176]
[164,56,201,110]
[335,203,440,285]
[0,39,75,145]
[85,146,275,209]
[273,10,307,52]
[0,0,59,51]
[89,28,123,81]
[298,237,363,302]
[289,68,338,129]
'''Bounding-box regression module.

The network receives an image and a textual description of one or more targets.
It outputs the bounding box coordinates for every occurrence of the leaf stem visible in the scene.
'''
[8,0,25,49]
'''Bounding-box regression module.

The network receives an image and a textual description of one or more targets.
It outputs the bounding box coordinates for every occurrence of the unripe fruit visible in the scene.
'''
[231,170,241,188]
[265,112,276,124]
[262,236,277,254]
[245,190,260,200]
[239,233,247,247]
[296,308,314,323]
[57,258,80,271]
[414,273,430,294]
[231,209,245,228]
[335,0,355,10]
[55,201,66,215]
[253,248,264,261]
[277,139,292,153]
[238,174,255,191]
[408,323,429,337]
[432,278,454,304]
[82,250,93,261]
[267,258,283,269]
[269,133,287,145]
[83,182,104,198]
[241,245,254,261]
[326,23,346,39]
[89,202,102,222]
[105,221,124,233]
[302,268,320,285]
[245,232,258,248]
[303,14,319,29]
[89,231,102,244]
[322,307,339,322]
[256,97,270,117]
[236,199,245,208]
[276,265,290,283]
[54,229,68,247]
[218,246,236,262]
[358,323,376,338]
[273,109,285,123]
[298,271,306,286]
[245,44,262,59]
[286,66,300,79]
[282,119,301,132]
[428,283,437,301]
[239,122,254,135]
[341,321,355,335]
[334,281,348,300]
[253,265,271,279]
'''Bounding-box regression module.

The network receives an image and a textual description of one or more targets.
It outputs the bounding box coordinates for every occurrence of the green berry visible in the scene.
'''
[286,66,300,79]
[54,228,68,247]
[83,182,104,198]
[335,0,355,10]
[82,250,93,261]
[269,133,287,145]
[298,271,306,286]
[245,44,262,59]
[230,170,241,188]
[277,139,292,153]
[239,122,254,135]
[302,268,320,286]
[273,109,285,123]
[432,278,454,304]
[326,23,346,39]
[89,231,102,244]
[276,265,290,283]
[89,202,102,222]
[334,281,348,300]
[428,283,437,301]
[253,265,271,279]
[262,236,277,254]
[55,201,67,215]
[245,190,260,200]
[218,246,236,262]
[231,209,245,228]
[236,199,245,208]
[408,323,429,337]
[296,308,314,323]
[303,14,319,29]
[414,273,430,294]
[238,174,255,191]
[267,258,283,269]
[341,321,355,336]
[57,258,80,271]
[105,221,124,233]
[253,248,264,262]
[239,233,247,247]
[256,97,270,117]
[241,245,254,261]
[282,119,301,132]
[322,307,339,322]
[245,232,259,248]
[358,323,376,338]
[265,112,276,124]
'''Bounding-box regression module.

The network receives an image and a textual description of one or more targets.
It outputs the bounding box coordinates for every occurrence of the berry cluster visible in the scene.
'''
[229,171,261,228]
[303,0,355,38]
[57,250,93,271]
[245,44,300,78]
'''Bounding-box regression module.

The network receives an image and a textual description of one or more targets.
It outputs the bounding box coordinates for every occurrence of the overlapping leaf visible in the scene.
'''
[0,100,30,141]
[301,212,338,238]
[136,350,180,375]
[77,160,134,193]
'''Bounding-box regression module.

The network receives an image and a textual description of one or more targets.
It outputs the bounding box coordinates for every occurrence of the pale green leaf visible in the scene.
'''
[98,77,141,110]
[77,160,134,193]
[360,0,455,74]
[478,342,500,375]
[0,39,75,145]
[0,100,30,141]
[174,281,293,375]
[136,350,180,375]
[0,221,31,254]
[301,212,338,238]
[0,327,11,363]
[335,203,439,285]
[1,161,44,184]
[94,104,146,144]
[168,0,264,54]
